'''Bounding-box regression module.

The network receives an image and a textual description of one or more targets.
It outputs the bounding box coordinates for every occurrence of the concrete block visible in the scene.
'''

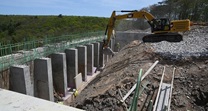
[74,73,83,90]
[65,48,78,89]
[86,44,94,75]
[34,58,54,101]
[51,53,67,96]
[92,42,100,68]
[99,41,104,67]
[77,46,87,81]
[9,65,33,96]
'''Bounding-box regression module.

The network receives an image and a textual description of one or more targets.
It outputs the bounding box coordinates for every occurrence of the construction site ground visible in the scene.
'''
[69,26,208,111]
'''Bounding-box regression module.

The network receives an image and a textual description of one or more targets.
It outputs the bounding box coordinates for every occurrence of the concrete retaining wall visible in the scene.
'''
[0,32,148,109]
[0,32,149,101]
[115,32,149,50]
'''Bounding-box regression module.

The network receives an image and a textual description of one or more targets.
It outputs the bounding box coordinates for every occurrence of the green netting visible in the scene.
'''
[0,31,104,71]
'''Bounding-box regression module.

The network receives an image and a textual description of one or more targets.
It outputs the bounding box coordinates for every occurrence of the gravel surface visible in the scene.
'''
[151,26,208,59]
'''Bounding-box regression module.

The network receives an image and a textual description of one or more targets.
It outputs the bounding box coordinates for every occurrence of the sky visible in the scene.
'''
[0,0,163,17]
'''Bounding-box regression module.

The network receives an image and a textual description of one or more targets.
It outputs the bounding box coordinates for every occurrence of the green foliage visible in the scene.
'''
[0,15,108,43]
[148,0,208,21]
[114,0,208,32]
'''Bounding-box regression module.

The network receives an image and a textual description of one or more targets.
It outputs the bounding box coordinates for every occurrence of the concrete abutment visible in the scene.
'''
[99,41,104,68]
[86,44,94,75]
[51,53,67,96]
[1,36,117,110]
[9,65,33,96]
[34,58,54,101]
[77,46,87,81]
[93,42,100,68]
[65,48,78,89]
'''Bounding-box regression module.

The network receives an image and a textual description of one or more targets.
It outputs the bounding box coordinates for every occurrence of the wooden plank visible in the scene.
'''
[168,67,176,111]
[156,83,171,111]
[153,66,166,111]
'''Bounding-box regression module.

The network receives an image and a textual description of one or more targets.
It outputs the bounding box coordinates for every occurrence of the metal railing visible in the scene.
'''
[0,31,104,71]
[0,31,104,56]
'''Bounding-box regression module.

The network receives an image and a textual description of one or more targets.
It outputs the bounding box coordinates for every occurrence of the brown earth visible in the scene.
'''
[69,38,208,110]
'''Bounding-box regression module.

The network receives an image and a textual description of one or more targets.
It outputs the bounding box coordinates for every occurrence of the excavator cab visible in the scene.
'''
[143,18,184,43]
[161,18,171,31]
[152,18,171,32]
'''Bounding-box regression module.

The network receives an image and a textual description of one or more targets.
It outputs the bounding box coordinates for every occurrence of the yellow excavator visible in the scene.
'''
[103,10,191,48]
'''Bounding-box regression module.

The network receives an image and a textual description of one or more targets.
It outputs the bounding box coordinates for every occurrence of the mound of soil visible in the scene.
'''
[69,26,208,111]
[171,60,208,111]
[70,41,161,110]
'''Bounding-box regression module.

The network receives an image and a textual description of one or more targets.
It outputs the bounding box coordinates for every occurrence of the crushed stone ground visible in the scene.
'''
[69,26,208,111]
[152,26,208,59]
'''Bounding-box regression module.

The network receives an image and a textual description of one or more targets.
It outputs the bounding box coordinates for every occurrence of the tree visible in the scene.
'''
[58,14,63,18]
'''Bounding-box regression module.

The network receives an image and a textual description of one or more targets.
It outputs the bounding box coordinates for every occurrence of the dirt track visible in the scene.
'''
[69,26,208,111]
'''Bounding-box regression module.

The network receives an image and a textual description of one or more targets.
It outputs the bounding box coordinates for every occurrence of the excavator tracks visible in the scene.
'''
[142,33,183,43]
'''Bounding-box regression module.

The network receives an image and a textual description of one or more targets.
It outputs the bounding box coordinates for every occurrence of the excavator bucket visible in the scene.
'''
[103,47,115,56]
[95,47,114,72]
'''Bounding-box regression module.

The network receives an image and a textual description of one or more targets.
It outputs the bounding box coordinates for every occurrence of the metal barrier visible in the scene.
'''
[0,31,104,71]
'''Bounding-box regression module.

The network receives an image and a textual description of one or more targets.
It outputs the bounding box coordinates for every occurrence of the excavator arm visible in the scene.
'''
[104,10,156,48]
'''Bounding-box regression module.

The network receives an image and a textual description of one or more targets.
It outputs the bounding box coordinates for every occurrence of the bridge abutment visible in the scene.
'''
[65,48,78,89]
[9,65,33,96]
[86,44,94,75]
[77,46,87,81]
[34,58,54,101]
[99,41,104,68]
[0,35,116,110]
[93,42,100,68]
[51,53,67,96]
